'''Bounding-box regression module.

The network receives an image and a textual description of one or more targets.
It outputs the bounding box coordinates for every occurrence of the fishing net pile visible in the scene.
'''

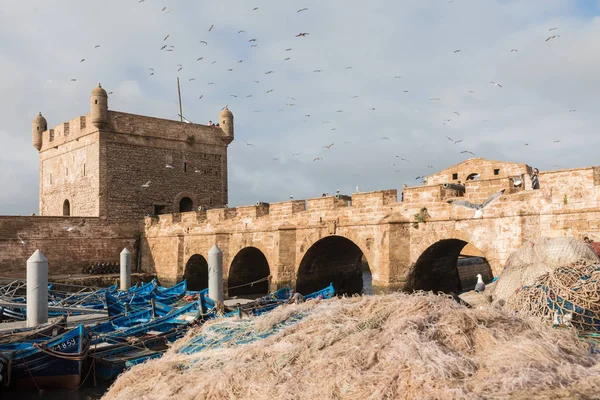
[505,262,600,332]
[491,237,600,333]
[493,236,600,302]
[103,292,600,400]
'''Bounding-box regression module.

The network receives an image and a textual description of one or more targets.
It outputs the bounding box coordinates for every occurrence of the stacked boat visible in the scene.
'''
[0,278,335,391]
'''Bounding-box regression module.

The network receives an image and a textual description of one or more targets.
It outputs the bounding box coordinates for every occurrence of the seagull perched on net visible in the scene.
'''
[474,274,486,292]
[447,189,505,219]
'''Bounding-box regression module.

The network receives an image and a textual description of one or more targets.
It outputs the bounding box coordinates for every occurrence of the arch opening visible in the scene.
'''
[63,199,70,216]
[407,239,493,294]
[227,247,270,298]
[184,254,209,291]
[179,197,194,212]
[297,236,371,296]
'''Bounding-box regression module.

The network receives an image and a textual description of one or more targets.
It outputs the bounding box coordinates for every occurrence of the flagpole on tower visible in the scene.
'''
[177,77,183,122]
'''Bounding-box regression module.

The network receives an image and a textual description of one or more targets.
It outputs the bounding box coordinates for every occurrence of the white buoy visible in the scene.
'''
[120,248,131,291]
[27,250,48,327]
[208,245,224,309]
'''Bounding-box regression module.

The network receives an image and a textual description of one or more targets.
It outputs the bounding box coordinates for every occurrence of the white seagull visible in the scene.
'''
[474,274,486,293]
[490,81,503,88]
[66,220,86,232]
[141,181,151,188]
[447,189,505,219]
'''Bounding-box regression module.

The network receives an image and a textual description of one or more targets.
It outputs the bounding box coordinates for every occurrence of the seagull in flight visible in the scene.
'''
[510,49,518,52]
[200,41,208,45]
[324,143,334,149]
[209,24,214,32]
[313,157,323,161]
[490,81,503,88]
[461,150,476,156]
[244,141,253,146]
[445,135,463,144]
[166,163,174,169]
[546,35,560,42]
[66,220,86,232]
[17,235,28,245]
[142,181,151,188]
[569,109,576,112]
[295,32,309,37]
[453,49,461,53]
[549,27,559,31]
[238,30,246,33]
[447,189,505,219]
[297,8,308,12]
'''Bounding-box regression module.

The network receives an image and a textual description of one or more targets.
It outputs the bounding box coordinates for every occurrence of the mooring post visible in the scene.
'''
[120,248,131,291]
[26,250,48,328]
[208,244,224,312]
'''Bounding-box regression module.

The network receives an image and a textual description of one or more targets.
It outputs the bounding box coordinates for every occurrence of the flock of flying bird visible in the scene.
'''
[62,3,576,191]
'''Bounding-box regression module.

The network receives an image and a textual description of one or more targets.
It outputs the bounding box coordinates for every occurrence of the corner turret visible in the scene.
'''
[32,112,47,151]
[219,106,234,144]
[90,83,109,129]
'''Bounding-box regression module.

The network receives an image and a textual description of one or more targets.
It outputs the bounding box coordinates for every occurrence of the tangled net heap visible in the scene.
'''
[505,262,600,332]
[103,293,600,400]
[493,237,600,302]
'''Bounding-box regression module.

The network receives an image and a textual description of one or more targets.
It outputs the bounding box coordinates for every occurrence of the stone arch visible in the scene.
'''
[174,192,197,213]
[296,235,371,296]
[227,247,270,297]
[184,254,209,291]
[63,199,71,216]
[179,197,194,213]
[407,234,495,294]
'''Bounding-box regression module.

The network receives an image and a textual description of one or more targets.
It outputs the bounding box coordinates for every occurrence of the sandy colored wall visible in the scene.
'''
[0,216,140,278]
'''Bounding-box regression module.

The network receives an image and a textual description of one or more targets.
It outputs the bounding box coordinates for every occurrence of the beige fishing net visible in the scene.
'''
[103,292,600,400]
[493,237,600,302]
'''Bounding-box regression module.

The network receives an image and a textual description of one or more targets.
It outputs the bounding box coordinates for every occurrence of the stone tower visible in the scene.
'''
[90,83,109,129]
[219,106,234,144]
[32,112,47,151]
[34,83,232,220]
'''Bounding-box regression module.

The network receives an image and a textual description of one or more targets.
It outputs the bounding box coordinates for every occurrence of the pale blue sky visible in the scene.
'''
[1,0,599,214]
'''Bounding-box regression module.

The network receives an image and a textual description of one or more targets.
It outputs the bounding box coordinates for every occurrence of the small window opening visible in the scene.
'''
[184,162,187,173]
[63,200,70,216]
[153,205,166,215]
[494,168,500,175]
[452,173,458,180]
[66,167,69,176]
[95,100,98,104]
[83,163,86,177]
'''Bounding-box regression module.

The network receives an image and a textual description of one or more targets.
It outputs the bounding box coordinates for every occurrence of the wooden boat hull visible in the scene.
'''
[0,325,90,390]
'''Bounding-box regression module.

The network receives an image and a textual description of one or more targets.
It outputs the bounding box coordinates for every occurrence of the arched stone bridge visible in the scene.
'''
[141,164,600,296]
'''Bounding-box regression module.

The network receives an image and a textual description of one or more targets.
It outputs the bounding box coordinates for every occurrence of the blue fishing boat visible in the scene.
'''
[0,315,67,345]
[0,324,90,390]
